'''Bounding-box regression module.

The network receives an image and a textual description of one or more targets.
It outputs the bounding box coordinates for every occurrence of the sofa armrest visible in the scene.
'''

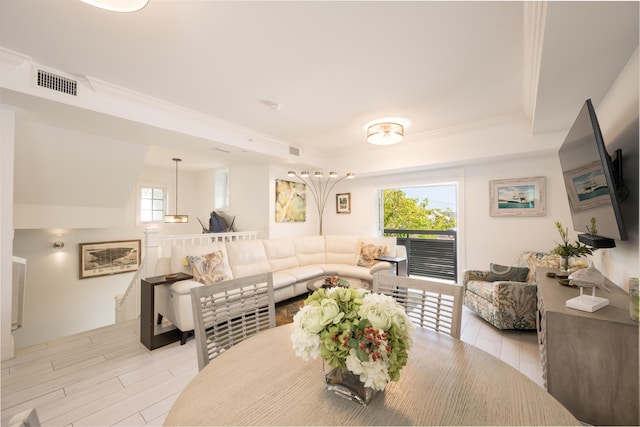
[370,261,393,274]
[462,270,489,289]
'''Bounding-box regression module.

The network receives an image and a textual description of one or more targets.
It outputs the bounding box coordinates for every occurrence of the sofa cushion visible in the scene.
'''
[359,236,397,257]
[187,251,232,284]
[170,242,231,276]
[323,264,375,281]
[279,265,325,282]
[293,236,326,266]
[271,271,297,290]
[263,239,299,271]
[324,235,359,264]
[485,263,529,282]
[226,240,271,278]
[356,242,386,267]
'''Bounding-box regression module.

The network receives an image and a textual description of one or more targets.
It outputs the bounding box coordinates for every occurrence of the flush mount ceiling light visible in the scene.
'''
[366,121,404,145]
[164,158,189,223]
[80,0,148,12]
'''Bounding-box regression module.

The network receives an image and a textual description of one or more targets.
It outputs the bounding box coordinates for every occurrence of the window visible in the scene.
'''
[214,168,229,209]
[140,187,166,222]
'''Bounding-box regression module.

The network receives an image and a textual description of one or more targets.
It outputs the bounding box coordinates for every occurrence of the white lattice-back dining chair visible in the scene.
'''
[372,272,464,339]
[190,272,276,371]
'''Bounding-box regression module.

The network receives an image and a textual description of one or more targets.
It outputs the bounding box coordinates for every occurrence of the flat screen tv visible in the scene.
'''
[558,99,628,248]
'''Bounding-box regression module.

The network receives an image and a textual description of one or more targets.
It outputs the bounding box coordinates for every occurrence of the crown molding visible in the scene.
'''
[0,47,30,68]
[406,112,528,142]
[522,1,548,119]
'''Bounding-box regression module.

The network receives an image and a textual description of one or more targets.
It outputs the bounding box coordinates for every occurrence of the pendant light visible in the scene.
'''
[164,158,189,223]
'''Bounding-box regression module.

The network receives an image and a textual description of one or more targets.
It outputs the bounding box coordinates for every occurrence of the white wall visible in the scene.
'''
[463,153,572,268]
[229,164,269,237]
[1,106,16,360]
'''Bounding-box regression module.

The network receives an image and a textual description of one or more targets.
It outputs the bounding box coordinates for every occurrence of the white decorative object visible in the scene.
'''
[566,262,610,312]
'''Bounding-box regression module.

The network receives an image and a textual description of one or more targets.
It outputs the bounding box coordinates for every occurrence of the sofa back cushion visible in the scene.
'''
[324,235,359,264]
[293,236,326,266]
[170,242,232,278]
[263,238,299,271]
[226,240,271,278]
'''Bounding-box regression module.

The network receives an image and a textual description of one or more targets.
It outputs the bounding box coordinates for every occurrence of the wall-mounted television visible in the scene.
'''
[558,99,628,248]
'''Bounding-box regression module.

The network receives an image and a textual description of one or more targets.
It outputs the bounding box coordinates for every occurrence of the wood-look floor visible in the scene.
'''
[1,306,544,426]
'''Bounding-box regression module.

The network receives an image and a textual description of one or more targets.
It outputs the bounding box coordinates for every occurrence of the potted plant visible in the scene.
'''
[550,221,595,271]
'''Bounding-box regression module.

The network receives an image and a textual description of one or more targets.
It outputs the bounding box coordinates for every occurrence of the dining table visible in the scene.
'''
[164,323,580,426]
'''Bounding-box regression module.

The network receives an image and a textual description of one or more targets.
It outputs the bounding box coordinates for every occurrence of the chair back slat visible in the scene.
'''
[372,273,463,339]
[191,272,276,371]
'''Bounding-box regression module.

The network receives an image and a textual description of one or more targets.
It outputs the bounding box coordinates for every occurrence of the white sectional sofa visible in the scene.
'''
[153,234,405,341]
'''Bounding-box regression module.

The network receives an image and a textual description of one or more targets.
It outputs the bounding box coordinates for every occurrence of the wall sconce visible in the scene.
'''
[164,158,189,223]
[53,241,65,249]
[287,170,354,235]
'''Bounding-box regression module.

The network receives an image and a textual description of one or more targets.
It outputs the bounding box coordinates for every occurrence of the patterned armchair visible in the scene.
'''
[462,252,565,330]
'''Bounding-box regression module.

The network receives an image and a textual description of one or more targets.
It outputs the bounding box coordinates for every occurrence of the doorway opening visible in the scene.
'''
[380,184,458,281]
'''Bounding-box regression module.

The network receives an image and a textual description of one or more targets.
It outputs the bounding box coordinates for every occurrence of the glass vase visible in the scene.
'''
[560,256,571,272]
[324,366,377,406]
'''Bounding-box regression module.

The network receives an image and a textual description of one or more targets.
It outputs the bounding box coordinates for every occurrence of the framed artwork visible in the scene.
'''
[563,161,612,212]
[489,176,546,217]
[79,240,141,279]
[336,193,351,214]
[275,179,306,222]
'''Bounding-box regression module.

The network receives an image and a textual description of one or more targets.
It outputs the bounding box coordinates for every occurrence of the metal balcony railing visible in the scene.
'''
[384,229,457,282]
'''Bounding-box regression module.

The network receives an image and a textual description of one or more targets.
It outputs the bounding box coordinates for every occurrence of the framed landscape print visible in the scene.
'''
[489,176,546,217]
[336,193,351,214]
[79,240,141,279]
[275,179,306,222]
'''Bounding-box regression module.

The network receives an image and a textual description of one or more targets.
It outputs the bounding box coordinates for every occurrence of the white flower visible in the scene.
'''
[391,310,415,345]
[291,308,320,360]
[358,293,395,331]
[320,298,344,325]
[297,304,325,334]
[345,348,390,391]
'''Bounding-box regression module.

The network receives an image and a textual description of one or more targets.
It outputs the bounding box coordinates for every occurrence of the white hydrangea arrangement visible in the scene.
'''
[290,287,415,391]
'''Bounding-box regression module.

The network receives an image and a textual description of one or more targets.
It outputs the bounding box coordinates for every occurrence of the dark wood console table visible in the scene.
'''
[536,267,638,425]
[375,255,408,276]
[140,272,192,350]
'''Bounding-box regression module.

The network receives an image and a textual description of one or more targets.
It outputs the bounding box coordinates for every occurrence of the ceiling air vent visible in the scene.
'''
[37,69,77,96]
[289,146,300,156]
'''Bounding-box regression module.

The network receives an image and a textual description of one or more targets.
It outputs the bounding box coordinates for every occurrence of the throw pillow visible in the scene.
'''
[485,263,530,282]
[357,243,386,267]
[187,251,231,284]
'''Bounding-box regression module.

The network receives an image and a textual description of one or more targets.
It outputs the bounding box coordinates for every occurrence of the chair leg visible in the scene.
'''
[180,331,190,345]
[156,313,163,325]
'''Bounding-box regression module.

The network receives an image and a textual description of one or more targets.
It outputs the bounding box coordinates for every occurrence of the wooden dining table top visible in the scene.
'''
[164,323,579,426]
